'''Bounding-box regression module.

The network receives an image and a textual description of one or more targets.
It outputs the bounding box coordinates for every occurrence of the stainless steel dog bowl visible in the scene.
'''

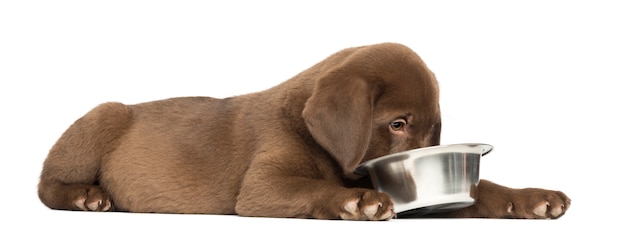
[354,143,493,217]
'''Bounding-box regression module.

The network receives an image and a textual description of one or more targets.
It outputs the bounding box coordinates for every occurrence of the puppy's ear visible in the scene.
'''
[302,73,383,176]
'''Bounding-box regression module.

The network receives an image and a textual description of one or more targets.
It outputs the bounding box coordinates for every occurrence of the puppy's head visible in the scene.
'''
[302,43,441,177]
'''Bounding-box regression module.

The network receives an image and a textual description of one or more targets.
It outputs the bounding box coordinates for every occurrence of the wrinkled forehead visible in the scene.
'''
[374,71,440,120]
[382,67,438,101]
[375,90,439,116]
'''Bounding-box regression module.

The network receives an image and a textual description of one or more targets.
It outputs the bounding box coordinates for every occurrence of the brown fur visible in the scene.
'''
[38,43,569,220]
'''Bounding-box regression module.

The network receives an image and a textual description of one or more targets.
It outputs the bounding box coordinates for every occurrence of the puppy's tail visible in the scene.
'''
[38,102,133,211]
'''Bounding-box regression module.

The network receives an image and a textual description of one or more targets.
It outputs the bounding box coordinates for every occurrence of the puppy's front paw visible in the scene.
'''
[338,189,395,221]
[506,189,570,219]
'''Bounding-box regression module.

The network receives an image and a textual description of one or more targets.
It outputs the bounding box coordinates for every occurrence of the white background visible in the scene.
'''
[1,0,624,236]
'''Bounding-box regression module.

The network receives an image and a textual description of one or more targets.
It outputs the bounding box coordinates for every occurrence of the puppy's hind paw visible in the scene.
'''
[69,185,113,212]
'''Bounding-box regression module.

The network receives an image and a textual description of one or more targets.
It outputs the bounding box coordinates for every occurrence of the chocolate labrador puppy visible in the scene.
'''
[38,43,570,220]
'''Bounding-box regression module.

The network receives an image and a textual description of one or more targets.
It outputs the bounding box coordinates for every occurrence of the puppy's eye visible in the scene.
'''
[390,119,406,131]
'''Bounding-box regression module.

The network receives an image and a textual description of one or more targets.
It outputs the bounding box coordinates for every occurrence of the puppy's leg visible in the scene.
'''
[38,102,132,211]
[235,157,395,220]
[434,179,571,219]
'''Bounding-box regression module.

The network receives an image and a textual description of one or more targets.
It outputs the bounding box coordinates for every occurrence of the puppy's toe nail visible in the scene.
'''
[507,202,513,213]
[380,208,395,220]
[533,201,549,217]
[86,200,101,211]
[550,204,563,217]
[102,200,112,211]
[73,197,87,211]
[343,199,358,215]
[363,204,379,219]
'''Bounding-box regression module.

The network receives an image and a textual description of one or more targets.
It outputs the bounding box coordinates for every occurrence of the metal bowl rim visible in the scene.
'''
[355,143,493,174]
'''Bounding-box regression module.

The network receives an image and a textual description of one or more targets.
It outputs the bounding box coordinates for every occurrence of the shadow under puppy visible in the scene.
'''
[38,43,570,220]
